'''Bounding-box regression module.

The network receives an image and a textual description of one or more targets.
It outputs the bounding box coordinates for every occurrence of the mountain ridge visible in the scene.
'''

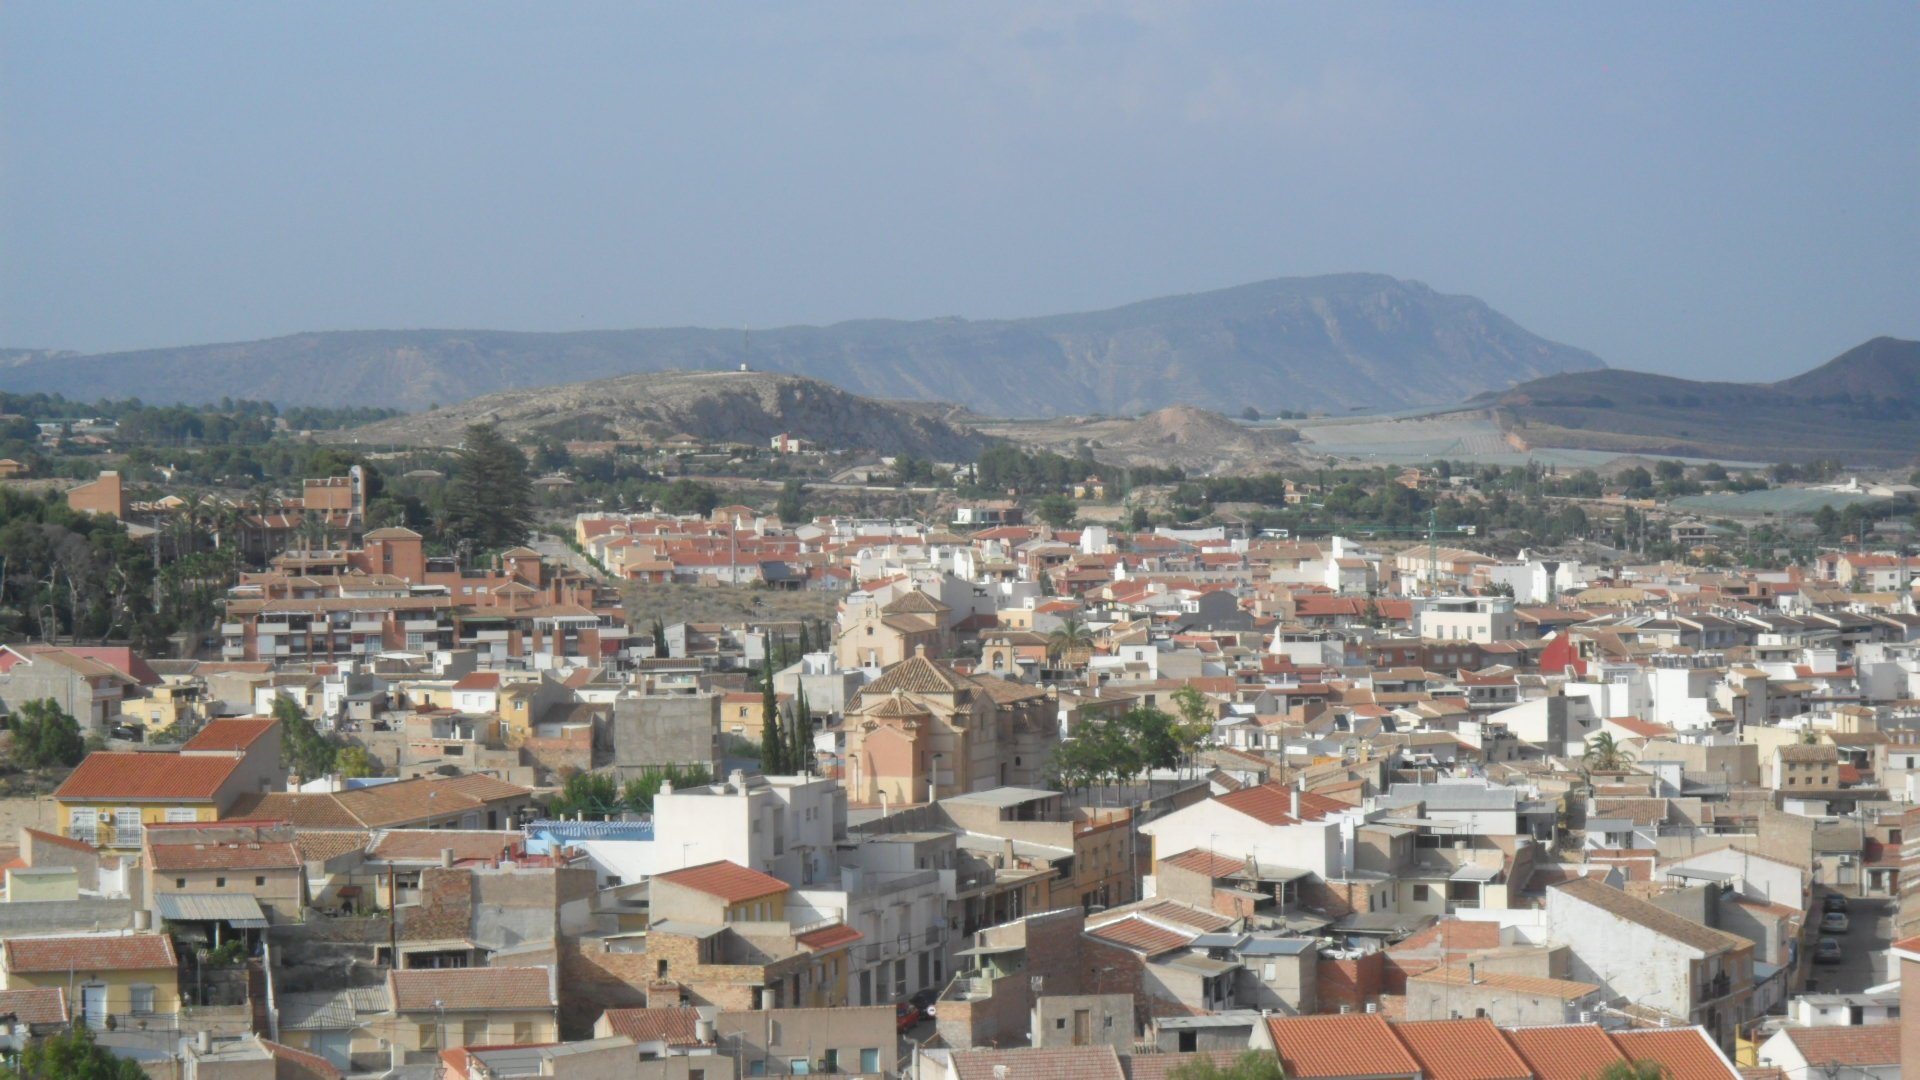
[0,274,1603,417]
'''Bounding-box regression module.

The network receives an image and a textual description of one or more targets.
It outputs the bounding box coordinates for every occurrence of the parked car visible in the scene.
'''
[908,988,939,1021]
[1822,894,1849,914]
[895,1002,921,1032]
[1819,911,1850,934]
[1814,936,1844,964]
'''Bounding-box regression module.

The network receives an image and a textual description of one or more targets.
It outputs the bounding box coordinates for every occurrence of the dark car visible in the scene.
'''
[1822,894,1849,914]
[895,1002,920,1032]
[1814,936,1844,964]
[909,988,939,1021]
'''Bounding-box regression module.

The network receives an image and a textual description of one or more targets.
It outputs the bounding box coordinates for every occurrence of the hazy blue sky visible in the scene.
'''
[3,3,1915,380]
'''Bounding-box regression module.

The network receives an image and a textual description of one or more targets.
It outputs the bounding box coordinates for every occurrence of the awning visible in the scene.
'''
[155,893,270,928]
[954,943,1024,958]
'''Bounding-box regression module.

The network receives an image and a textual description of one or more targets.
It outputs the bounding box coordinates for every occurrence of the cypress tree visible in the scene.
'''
[759,647,784,773]
[789,683,811,775]
[653,617,669,658]
[798,621,812,656]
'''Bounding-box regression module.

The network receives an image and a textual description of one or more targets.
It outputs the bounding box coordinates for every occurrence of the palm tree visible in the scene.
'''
[1582,731,1634,774]
[1046,616,1094,666]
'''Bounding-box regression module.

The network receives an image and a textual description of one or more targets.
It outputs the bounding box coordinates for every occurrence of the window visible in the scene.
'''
[1055,1018,1067,1030]
[1413,884,1431,902]
[859,1050,880,1073]
[68,809,97,845]
[116,808,142,847]
[255,876,266,887]
[176,879,187,889]
[463,1019,487,1045]
[419,1024,440,1050]
[216,877,227,888]
[690,1071,706,1080]
[166,807,198,823]
[823,1050,839,1073]
[748,1063,767,1077]
[129,984,156,1015]
[790,1060,810,1075]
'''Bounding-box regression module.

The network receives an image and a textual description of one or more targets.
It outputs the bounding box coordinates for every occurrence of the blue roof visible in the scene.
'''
[523,818,655,853]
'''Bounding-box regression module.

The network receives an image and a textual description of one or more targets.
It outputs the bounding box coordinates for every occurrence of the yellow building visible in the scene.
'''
[386,968,558,1061]
[120,682,209,735]
[1,933,181,1026]
[53,751,259,851]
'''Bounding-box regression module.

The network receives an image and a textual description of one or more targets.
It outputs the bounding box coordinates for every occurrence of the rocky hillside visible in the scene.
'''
[1484,337,1920,465]
[328,369,989,459]
[1,274,1602,416]
[976,405,1307,474]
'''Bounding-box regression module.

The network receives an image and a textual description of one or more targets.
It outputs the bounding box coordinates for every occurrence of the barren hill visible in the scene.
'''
[2,274,1602,416]
[1484,337,1920,465]
[976,405,1307,474]
[328,369,989,459]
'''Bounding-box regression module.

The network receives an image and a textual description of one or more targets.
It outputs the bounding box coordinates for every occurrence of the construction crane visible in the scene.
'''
[1263,507,1477,595]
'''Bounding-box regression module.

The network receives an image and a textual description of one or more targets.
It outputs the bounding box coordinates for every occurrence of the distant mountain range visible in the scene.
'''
[0,274,1603,417]
[329,369,990,460]
[1483,337,1920,465]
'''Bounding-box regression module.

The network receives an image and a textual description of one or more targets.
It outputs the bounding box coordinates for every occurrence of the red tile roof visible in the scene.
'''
[1216,784,1344,825]
[1393,1019,1532,1080]
[952,1047,1126,1080]
[261,1039,344,1080]
[148,840,301,871]
[1777,1025,1901,1067]
[1608,1029,1740,1080]
[0,987,67,1025]
[1161,849,1246,878]
[600,1006,706,1047]
[1084,916,1193,957]
[55,752,243,802]
[23,827,97,854]
[388,967,555,1012]
[1265,1014,1420,1079]
[1502,1025,1627,1080]
[451,672,502,692]
[4,933,177,973]
[181,718,277,753]
[795,923,863,951]
[654,860,788,903]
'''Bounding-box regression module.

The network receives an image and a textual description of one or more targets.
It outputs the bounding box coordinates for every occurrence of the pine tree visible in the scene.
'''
[759,647,784,773]
[444,423,534,553]
[798,620,812,655]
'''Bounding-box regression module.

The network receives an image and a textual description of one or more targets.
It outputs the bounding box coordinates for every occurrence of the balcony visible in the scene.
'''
[401,618,446,632]
[257,622,292,634]
[220,623,243,636]
[222,644,246,659]
[349,620,384,633]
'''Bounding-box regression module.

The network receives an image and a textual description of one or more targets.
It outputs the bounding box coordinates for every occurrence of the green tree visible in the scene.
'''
[1168,687,1215,774]
[5,1023,148,1080]
[622,764,714,814]
[652,617,669,658]
[776,479,808,524]
[273,695,339,781]
[1122,705,1182,783]
[1035,494,1078,527]
[1168,1051,1286,1080]
[7,698,86,770]
[1582,731,1634,773]
[788,682,812,775]
[759,648,786,773]
[1045,616,1094,665]
[1128,505,1151,532]
[657,479,719,516]
[549,771,622,819]
[335,744,376,780]
[444,424,534,553]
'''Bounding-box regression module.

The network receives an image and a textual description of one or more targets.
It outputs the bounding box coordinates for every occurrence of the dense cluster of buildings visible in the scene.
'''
[0,502,1915,1080]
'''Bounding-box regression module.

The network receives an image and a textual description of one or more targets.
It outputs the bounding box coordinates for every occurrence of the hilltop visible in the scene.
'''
[0,274,1602,416]
[973,405,1307,474]
[327,369,989,460]
[1484,337,1920,465]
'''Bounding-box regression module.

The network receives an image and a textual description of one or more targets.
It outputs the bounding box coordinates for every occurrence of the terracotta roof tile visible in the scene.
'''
[293,830,371,863]
[261,1039,344,1080]
[148,840,301,871]
[655,860,788,903]
[1502,1025,1627,1080]
[0,987,67,1025]
[1216,784,1344,826]
[1085,917,1193,956]
[601,1006,705,1047]
[1608,1029,1740,1080]
[951,1046,1126,1080]
[1161,849,1246,878]
[795,923,863,951]
[1265,1014,1420,1079]
[858,655,971,698]
[1393,1019,1532,1080]
[4,933,177,973]
[369,830,523,863]
[1775,1025,1901,1067]
[55,752,243,802]
[1407,966,1600,1000]
[388,967,555,1013]
[23,827,97,854]
[181,718,277,753]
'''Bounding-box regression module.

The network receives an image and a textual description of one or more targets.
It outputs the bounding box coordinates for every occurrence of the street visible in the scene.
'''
[1808,897,1894,994]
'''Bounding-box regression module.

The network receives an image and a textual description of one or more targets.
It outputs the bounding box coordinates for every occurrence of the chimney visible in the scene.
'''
[441,848,455,868]
[196,1030,212,1053]
[729,768,747,793]
[1290,786,1301,820]
[1469,962,1479,985]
